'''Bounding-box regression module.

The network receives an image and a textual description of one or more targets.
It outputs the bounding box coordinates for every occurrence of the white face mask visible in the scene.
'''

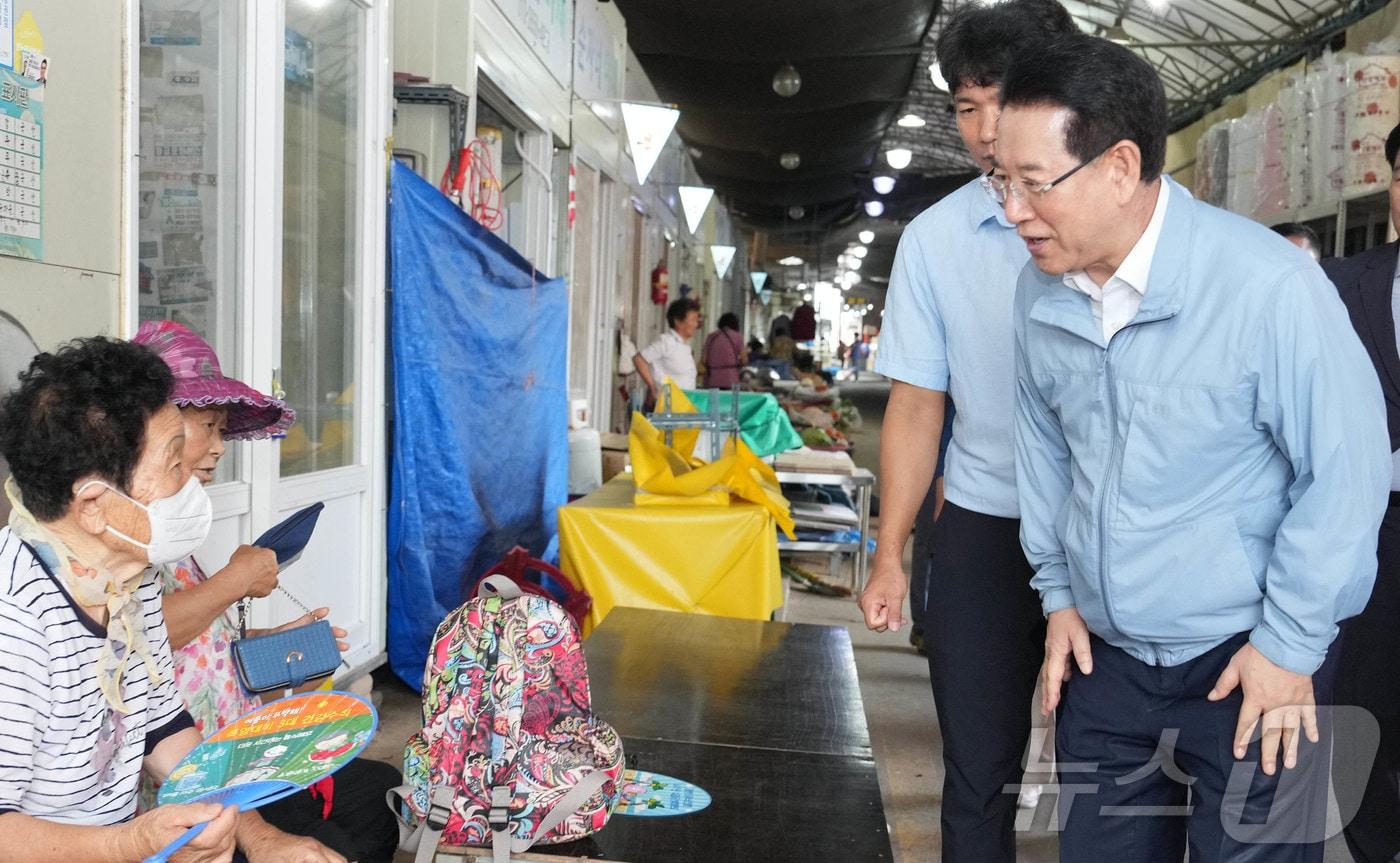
[81,475,213,566]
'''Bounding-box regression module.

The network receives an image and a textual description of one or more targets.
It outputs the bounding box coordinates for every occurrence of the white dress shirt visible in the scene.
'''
[1064,179,1171,342]
[639,328,697,390]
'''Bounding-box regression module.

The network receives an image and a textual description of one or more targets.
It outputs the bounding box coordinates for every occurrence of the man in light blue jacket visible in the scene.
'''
[995,35,1391,861]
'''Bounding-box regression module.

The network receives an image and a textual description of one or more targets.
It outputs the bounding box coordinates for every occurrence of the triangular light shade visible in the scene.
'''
[621,102,681,185]
[759,289,772,305]
[710,245,736,278]
[750,271,769,294]
[679,186,714,234]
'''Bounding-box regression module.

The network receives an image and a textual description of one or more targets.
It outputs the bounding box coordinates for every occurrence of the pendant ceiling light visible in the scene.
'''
[678,185,715,235]
[928,62,949,92]
[884,148,913,170]
[858,229,875,244]
[621,102,681,185]
[787,204,806,220]
[780,152,801,170]
[710,245,736,278]
[751,271,770,294]
[772,63,802,98]
[897,113,926,128]
[872,175,896,195]
[864,200,885,217]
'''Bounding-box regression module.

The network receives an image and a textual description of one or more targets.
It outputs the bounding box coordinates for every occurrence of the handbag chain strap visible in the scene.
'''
[237,585,318,639]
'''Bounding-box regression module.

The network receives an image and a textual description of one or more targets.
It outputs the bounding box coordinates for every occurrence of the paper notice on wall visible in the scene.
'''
[0,1,13,70]
[159,183,203,231]
[157,264,211,305]
[0,66,41,260]
[144,9,201,46]
[152,94,205,170]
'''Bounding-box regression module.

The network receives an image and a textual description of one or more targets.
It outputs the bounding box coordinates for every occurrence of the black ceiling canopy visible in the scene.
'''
[614,0,939,242]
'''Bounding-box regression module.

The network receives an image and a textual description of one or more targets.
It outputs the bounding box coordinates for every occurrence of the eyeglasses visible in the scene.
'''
[985,145,1112,206]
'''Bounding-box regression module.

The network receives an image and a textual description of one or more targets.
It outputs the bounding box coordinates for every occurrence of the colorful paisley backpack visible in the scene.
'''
[389,575,625,863]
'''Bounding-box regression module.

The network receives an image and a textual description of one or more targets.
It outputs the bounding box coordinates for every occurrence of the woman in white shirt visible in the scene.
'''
[632,297,702,399]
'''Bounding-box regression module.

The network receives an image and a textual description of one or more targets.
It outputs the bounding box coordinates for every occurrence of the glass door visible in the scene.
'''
[257,0,387,674]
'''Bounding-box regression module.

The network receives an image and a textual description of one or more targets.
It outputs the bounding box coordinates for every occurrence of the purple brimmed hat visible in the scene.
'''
[133,320,295,440]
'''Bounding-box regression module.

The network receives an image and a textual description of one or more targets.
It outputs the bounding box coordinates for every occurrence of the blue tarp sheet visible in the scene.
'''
[387,160,568,689]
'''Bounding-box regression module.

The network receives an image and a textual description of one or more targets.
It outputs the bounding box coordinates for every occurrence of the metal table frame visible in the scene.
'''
[774,467,875,591]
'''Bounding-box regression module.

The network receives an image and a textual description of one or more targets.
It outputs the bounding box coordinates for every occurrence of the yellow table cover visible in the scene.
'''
[558,475,783,634]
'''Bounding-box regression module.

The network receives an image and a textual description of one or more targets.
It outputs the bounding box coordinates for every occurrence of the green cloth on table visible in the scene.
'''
[683,390,803,458]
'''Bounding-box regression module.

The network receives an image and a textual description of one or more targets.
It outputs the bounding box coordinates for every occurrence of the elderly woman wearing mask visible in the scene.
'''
[134,321,399,863]
[0,337,344,863]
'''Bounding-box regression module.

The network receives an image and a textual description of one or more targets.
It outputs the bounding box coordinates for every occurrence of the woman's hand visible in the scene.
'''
[223,545,279,599]
[119,802,239,863]
[238,816,346,863]
[263,607,349,652]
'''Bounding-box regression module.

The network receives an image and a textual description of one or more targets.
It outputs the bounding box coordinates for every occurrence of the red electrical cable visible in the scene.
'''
[441,138,504,230]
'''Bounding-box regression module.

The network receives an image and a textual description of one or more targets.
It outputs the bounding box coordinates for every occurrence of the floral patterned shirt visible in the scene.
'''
[159,556,260,735]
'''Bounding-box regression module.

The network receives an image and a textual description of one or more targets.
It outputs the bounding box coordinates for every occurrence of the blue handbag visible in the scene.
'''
[232,618,341,693]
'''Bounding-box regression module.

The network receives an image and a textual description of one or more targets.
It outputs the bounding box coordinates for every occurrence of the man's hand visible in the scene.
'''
[225,545,279,599]
[1041,608,1092,716]
[242,822,347,863]
[1208,641,1318,775]
[119,802,239,863]
[858,560,908,633]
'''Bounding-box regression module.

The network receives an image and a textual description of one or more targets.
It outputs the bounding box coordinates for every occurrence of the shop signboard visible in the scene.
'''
[493,0,572,90]
[573,0,624,128]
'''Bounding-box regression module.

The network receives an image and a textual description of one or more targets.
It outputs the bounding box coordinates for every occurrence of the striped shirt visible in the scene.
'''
[0,526,193,824]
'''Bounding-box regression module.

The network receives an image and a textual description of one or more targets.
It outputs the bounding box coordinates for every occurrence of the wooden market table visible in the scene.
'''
[435,607,892,862]
[556,476,784,634]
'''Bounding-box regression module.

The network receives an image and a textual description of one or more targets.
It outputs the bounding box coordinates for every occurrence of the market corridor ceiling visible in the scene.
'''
[616,0,1389,249]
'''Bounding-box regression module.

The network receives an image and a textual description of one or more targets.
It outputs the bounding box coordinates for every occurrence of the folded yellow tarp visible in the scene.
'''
[629,389,795,540]
[558,475,784,634]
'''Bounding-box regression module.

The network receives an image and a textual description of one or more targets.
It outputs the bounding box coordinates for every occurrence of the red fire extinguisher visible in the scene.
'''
[650,260,669,306]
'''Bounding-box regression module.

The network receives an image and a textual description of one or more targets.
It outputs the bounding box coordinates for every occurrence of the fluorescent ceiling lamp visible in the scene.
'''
[885,148,912,170]
[751,271,769,293]
[864,200,885,217]
[778,256,804,266]
[897,113,926,128]
[928,62,949,92]
[851,245,868,258]
[621,102,681,185]
[872,175,896,195]
[710,245,736,278]
[858,229,875,244]
[678,185,715,234]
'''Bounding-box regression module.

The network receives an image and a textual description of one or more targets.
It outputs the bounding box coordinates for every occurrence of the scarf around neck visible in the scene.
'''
[4,476,160,713]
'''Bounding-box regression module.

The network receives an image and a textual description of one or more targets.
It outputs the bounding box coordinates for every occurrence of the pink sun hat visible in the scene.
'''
[133,320,295,440]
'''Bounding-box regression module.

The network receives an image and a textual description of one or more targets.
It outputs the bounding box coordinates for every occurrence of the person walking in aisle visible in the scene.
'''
[1320,121,1400,863]
[857,2,1079,860]
[999,34,1389,861]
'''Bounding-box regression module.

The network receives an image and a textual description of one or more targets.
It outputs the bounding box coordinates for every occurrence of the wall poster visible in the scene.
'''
[0,64,42,260]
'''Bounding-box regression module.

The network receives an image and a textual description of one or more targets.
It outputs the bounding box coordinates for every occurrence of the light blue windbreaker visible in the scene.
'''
[1014,178,1391,675]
